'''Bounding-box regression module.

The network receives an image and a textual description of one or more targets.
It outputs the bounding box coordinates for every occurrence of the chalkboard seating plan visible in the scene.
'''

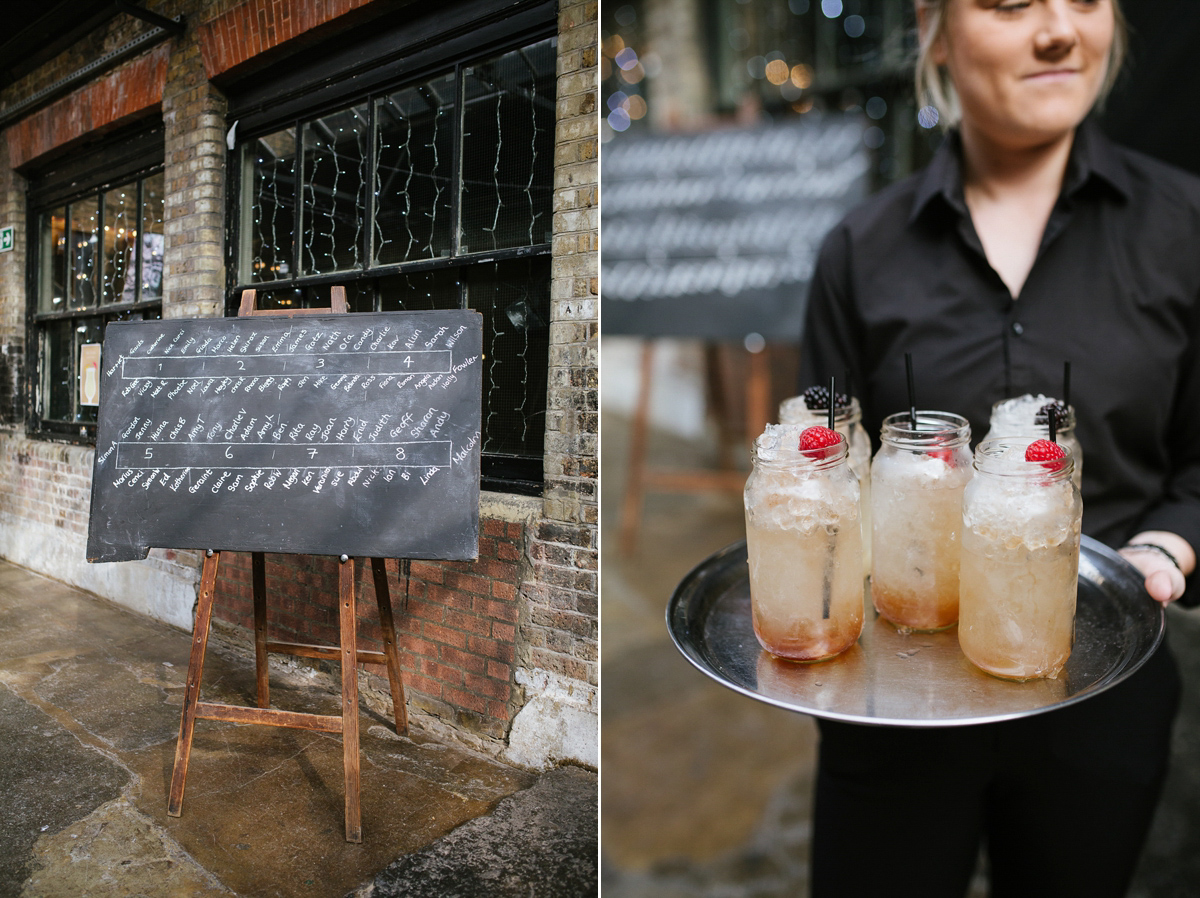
[601,114,869,340]
[85,294,484,842]
[86,309,484,562]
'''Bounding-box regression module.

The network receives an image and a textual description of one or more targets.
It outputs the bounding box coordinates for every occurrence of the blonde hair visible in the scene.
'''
[914,0,1128,130]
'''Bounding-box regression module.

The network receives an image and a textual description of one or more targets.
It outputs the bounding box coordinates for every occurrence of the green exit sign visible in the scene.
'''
[0,226,12,253]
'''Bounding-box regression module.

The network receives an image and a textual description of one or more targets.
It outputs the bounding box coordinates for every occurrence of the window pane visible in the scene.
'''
[466,257,551,459]
[140,173,165,302]
[378,268,462,312]
[246,282,374,313]
[302,105,369,274]
[38,207,67,313]
[374,73,456,265]
[247,129,297,281]
[69,197,100,308]
[42,320,74,422]
[459,37,556,253]
[103,183,137,302]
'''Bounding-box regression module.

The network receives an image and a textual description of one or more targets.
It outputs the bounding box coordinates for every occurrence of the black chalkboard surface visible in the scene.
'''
[601,115,869,340]
[86,311,483,563]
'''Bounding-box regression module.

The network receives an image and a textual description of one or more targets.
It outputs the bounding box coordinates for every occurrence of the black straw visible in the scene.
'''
[905,353,917,429]
[1063,361,1071,409]
[828,376,836,431]
[1049,411,1057,445]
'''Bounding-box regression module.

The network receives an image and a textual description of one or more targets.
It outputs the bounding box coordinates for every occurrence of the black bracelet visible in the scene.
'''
[1124,543,1182,571]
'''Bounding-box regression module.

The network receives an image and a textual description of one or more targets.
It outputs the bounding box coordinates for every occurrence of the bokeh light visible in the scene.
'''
[615,47,639,71]
[822,0,843,18]
[844,14,865,37]
[765,59,790,86]
[608,107,632,132]
[864,126,885,149]
[917,105,940,129]
[791,63,813,89]
[865,96,887,120]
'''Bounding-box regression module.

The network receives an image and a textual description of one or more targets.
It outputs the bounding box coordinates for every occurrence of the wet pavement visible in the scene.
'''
[0,560,596,897]
[601,408,1200,898]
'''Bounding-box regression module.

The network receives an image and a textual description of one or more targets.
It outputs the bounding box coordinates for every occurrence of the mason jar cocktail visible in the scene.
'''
[870,412,972,632]
[745,424,864,662]
[983,394,1082,489]
[958,439,1082,680]
[779,391,872,574]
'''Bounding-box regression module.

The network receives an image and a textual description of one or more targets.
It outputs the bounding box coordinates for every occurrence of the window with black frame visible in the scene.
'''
[233,35,557,493]
[28,135,165,441]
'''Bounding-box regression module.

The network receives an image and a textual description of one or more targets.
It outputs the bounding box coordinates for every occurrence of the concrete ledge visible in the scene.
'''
[0,513,198,630]
[503,668,598,770]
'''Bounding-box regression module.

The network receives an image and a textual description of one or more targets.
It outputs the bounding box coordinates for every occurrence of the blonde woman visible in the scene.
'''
[801,1,1198,894]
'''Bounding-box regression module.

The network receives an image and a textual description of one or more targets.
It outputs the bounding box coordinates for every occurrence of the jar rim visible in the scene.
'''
[880,410,971,448]
[988,396,1076,432]
[973,437,1075,480]
[779,394,862,425]
[753,425,851,469]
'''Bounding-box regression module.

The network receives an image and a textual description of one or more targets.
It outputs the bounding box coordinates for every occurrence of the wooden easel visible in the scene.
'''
[618,340,772,554]
[167,286,409,843]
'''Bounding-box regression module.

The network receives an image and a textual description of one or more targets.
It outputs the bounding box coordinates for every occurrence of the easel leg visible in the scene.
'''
[705,343,736,471]
[619,339,655,555]
[371,557,408,734]
[253,552,268,708]
[746,346,771,440]
[168,550,221,817]
[339,556,362,843]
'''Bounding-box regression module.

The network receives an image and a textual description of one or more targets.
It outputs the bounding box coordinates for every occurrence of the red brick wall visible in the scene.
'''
[211,516,526,738]
[6,45,170,170]
[196,0,382,81]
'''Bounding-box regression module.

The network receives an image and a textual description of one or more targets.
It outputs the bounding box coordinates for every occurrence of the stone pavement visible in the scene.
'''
[0,560,596,898]
[601,410,1200,898]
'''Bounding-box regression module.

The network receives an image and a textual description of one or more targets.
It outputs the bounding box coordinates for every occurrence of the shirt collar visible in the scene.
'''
[908,118,1132,225]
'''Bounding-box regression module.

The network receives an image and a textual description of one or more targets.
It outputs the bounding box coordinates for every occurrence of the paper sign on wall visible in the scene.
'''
[80,343,101,406]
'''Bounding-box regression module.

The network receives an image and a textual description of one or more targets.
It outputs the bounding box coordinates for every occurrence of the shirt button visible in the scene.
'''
[1011,322,1025,336]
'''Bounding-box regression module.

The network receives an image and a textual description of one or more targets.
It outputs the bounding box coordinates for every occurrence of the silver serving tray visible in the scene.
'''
[666,535,1165,726]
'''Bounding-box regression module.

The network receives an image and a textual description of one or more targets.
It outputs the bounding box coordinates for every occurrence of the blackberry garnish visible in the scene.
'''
[802,385,849,410]
[1035,400,1070,428]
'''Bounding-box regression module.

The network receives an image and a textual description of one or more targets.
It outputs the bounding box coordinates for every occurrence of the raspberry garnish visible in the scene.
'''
[799,425,843,453]
[1025,439,1067,466]
[802,385,849,411]
[1034,401,1070,429]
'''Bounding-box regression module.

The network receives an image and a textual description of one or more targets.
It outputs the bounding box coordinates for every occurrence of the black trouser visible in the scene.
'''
[811,643,1181,898]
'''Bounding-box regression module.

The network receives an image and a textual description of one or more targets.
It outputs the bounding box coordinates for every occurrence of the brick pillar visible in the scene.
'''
[645,0,713,130]
[162,33,226,320]
[506,0,598,770]
[0,138,25,428]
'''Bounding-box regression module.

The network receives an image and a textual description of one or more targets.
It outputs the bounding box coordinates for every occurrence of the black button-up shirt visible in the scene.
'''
[800,120,1200,573]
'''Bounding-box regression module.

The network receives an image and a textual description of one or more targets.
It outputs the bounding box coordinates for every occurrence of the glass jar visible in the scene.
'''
[779,395,872,575]
[870,411,973,632]
[958,438,1082,680]
[983,394,1082,489]
[744,423,864,662]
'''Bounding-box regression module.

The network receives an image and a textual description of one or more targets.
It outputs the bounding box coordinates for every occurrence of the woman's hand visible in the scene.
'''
[1119,531,1195,606]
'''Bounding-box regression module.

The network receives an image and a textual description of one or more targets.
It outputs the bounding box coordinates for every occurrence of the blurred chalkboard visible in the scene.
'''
[601,116,869,340]
[86,311,483,562]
